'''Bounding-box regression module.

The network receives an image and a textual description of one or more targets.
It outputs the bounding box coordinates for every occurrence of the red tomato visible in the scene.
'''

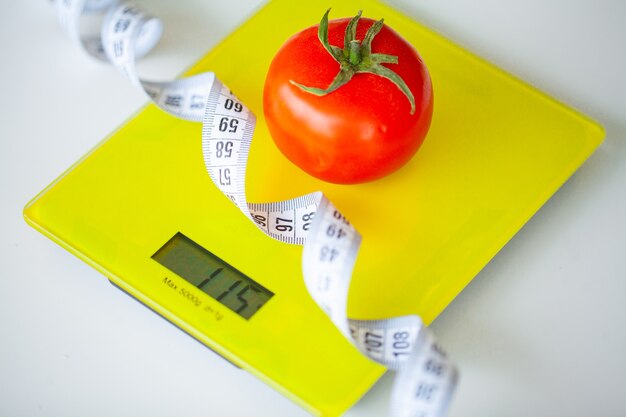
[263,10,433,184]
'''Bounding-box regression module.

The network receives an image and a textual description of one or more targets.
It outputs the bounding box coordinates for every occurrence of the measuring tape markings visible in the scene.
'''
[53,1,458,416]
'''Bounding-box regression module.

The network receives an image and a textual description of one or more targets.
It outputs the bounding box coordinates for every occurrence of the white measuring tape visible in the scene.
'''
[53,1,458,416]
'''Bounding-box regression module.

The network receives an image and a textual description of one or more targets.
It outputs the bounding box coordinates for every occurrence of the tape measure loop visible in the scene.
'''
[52,2,458,415]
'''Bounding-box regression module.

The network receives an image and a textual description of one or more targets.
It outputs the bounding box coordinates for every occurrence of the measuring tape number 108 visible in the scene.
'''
[53,1,458,416]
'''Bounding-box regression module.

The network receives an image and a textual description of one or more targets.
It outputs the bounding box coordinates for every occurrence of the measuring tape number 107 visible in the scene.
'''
[53,1,458,416]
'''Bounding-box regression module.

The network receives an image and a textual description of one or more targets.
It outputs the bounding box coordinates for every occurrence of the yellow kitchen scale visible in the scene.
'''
[24,0,604,415]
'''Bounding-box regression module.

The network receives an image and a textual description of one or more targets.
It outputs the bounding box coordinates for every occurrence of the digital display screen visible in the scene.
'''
[152,232,273,319]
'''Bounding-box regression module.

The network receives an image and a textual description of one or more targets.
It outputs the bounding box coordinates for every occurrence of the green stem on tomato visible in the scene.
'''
[289,9,416,115]
[348,40,361,66]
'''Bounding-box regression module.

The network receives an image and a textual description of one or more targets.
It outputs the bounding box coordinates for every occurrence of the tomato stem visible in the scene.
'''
[348,40,361,66]
[289,9,416,115]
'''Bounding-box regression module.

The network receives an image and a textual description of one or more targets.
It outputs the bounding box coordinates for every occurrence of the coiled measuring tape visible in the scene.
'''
[53,1,458,416]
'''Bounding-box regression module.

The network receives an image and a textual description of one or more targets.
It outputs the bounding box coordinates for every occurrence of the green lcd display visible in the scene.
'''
[152,232,273,319]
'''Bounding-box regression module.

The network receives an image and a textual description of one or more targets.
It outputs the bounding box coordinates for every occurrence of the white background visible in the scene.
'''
[1,1,625,416]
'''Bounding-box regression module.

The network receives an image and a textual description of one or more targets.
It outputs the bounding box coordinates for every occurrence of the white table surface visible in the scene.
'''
[1,1,625,416]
